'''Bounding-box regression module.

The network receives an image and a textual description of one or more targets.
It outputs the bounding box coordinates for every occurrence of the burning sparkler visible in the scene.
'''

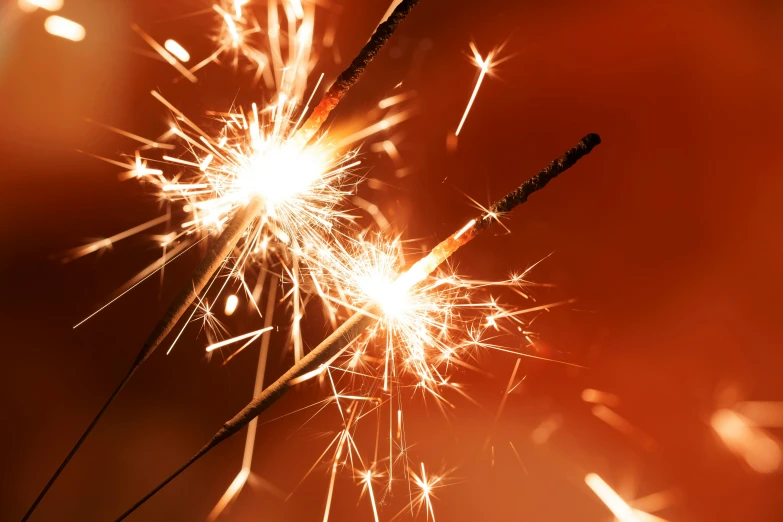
[22,1,422,519]
[114,133,601,521]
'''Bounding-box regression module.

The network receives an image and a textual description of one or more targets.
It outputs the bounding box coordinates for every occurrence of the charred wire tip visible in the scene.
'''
[473,133,601,231]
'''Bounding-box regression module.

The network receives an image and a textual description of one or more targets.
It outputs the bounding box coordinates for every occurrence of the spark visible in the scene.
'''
[132,24,196,82]
[205,326,273,353]
[223,294,239,315]
[18,0,62,12]
[581,388,620,407]
[455,43,494,136]
[408,463,441,521]
[592,404,657,451]
[530,414,563,445]
[711,408,782,473]
[585,473,641,522]
[44,15,85,42]
[164,39,190,62]
[361,470,381,522]
[208,282,280,521]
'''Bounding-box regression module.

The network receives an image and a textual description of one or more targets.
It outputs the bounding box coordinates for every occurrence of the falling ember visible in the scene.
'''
[44,15,85,42]
[224,294,239,315]
[164,39,190,62]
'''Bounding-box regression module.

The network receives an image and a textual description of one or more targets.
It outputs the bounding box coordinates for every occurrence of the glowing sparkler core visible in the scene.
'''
[358,272,410,319]
[240,141,327,206]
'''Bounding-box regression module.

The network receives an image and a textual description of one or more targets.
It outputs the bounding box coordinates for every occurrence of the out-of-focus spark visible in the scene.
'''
[585,473,641,522]
[711,408,782,473]
[736,401,783,427]
[132,24,197,82]
[44,16,85,41]
[224,294,239,315]
[508,441,528,475]
[530,414,562,445]
[592,404,656,451]
[164,39,190,62]
[59,215,169,262]
[378,91,415,109]
[18,0,62,12]
[455,43,493,136]
[334,109,414,149]
[581,388,620,407]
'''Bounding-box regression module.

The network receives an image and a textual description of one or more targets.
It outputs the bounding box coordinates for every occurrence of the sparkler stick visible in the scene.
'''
[20,196,262,522]
[23,2,424,519]
[294,0,421,146]
[114,133,601,521]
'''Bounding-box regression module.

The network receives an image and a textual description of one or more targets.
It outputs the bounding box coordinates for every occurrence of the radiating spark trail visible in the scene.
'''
[455,43,493,136]
[363,470,381,522]
[59,215,169,262]
[205,326,272,353]
[44,15,85,42]
[208,279,278,521]
[19,0,62,12]
[483,358,521,450]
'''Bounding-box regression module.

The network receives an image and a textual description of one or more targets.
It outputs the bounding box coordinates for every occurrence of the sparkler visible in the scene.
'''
[21,1,422,520]
[114,133,601,521]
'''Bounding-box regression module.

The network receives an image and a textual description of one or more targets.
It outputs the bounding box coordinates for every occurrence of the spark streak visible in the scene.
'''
[455,43,493,136]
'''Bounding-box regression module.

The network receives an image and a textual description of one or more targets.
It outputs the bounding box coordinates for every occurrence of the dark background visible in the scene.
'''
[2,0,783,521]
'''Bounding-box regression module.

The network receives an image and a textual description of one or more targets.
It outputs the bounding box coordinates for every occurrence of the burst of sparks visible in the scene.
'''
[69,2,589,520]
[282,229,575,518]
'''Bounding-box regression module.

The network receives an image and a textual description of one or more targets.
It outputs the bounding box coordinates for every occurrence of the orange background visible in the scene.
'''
[2,1,782,521]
